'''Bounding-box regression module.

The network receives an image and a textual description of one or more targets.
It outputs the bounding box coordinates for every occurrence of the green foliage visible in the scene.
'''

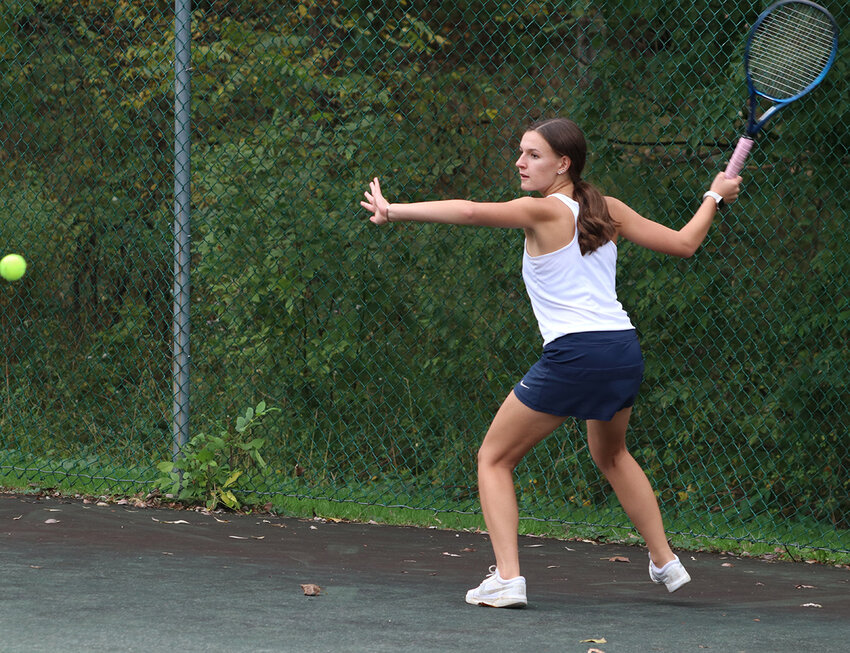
[154,402,278,510]
[0,1,847,552]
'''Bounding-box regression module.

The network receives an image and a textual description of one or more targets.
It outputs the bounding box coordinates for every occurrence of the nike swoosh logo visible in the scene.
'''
[519,381,531,389]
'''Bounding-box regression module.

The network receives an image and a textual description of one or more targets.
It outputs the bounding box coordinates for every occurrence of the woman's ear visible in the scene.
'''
[557,157,570,175]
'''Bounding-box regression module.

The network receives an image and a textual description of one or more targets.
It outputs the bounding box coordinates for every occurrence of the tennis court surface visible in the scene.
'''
[2,492,848,653]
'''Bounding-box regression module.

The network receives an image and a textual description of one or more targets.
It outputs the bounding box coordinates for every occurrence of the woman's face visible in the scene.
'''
[515,130,568,193]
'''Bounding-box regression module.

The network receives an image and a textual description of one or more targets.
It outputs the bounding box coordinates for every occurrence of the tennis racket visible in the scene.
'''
[724,0,839,178]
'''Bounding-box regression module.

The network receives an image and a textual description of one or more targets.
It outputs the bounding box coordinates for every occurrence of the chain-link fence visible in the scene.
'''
[0,1,847,554]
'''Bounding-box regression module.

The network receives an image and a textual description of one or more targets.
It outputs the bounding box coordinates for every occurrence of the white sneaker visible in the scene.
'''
[648,554,691,592]
[465,566,527,608]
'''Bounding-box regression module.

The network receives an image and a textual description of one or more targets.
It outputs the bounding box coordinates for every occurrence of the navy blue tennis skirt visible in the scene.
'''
[513,329,644,421]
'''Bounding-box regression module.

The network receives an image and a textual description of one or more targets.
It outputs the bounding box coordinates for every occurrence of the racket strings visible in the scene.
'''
[749,4,836,100]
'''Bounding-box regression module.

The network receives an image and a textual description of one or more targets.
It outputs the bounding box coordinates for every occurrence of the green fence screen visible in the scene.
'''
[1,1,847,555]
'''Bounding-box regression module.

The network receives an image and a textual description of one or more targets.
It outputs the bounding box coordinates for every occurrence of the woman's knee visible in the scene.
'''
[590,444,629,476]
[476,443,515,471]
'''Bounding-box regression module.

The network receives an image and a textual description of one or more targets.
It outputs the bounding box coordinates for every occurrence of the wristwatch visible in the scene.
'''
[702,190,724,208]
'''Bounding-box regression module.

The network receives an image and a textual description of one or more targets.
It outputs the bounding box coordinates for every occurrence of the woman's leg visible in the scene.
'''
[477,391,566,579]
[585,408,676,567]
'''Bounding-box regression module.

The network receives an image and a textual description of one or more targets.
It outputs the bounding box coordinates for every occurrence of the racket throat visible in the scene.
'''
[751,104,782,135]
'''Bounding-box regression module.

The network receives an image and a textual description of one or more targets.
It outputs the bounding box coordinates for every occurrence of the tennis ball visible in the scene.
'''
[0,254,27,282]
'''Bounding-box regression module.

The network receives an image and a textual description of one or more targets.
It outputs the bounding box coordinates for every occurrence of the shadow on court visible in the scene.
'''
[2,493,848,653]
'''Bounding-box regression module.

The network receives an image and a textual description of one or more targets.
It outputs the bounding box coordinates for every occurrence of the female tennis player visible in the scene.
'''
[361,117,741,607]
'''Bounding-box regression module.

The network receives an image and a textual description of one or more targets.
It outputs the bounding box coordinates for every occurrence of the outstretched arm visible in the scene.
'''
[360,177,557,230]
[612,172,742,258]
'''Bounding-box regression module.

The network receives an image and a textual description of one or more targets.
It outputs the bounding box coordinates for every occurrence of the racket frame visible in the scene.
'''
[742,0,839,137]
[724,0,839,177]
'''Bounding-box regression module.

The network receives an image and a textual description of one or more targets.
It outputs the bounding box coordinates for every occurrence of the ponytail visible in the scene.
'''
[529,117,618,255]
[573,179,618,256]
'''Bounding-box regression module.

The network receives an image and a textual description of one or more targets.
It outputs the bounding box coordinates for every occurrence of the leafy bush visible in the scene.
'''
[154,402,278,510]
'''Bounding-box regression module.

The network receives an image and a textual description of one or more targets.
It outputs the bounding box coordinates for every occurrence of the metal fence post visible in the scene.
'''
[172,0,192,460]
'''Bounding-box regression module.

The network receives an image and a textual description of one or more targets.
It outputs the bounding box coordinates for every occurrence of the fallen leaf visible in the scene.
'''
[460,547,475,553]
[581,638,607,644]
[13,515,22,520]
[251,536,265,540]
[229,536,249,540]
[722,562,734,567]
[525,544,543,548]
[795,584,816,589]
[442,552,460,557]
[800,602,822,608]
[151,518,190,525]
[605,556,630,563]
[587,649,606,653]
[301,583,322,596]
[44,519,60,524]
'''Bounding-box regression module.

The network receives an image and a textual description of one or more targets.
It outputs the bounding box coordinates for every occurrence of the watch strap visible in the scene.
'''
[702,190,724,207]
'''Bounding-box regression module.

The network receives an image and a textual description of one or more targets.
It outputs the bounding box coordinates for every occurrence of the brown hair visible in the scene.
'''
[529,118,617,255]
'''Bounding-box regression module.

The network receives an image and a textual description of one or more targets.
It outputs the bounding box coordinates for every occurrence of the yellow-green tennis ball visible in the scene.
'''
[0,254,27,281]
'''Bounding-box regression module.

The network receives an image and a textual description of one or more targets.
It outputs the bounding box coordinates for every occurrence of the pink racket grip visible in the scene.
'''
[724,137,753,178]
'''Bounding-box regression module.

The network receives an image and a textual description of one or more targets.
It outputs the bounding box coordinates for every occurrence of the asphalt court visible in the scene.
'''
[1,493,848,652]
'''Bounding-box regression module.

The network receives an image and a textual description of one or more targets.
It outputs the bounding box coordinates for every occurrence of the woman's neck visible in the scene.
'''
[543,179,574,197]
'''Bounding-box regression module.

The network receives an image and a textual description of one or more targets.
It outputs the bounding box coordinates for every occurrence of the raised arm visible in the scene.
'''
[612,172,742,258]
[360,177,560,230]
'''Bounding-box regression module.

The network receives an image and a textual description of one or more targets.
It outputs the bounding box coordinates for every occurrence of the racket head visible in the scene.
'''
[744,0,839,106]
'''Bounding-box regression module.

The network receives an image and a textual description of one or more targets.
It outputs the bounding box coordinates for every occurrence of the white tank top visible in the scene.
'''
[522,193,634,345]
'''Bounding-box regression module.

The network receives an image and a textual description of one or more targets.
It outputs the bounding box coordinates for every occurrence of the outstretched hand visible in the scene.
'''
[360,177,390,225]
[709,172,743,206]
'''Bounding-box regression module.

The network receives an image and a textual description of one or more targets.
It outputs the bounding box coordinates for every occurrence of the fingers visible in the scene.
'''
[361,177,388,224]
[710,172,742,204]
